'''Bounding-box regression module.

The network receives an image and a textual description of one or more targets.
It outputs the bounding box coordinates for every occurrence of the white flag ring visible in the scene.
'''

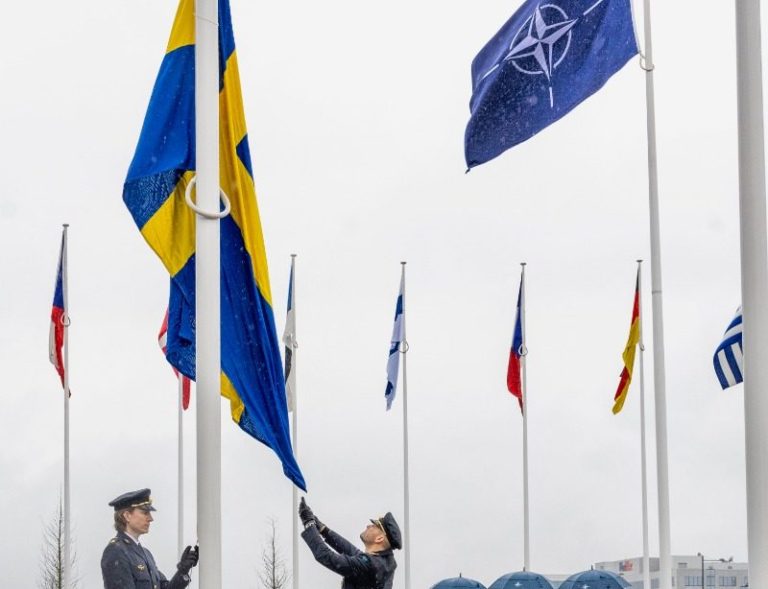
[399,341,410,354]
[518,344,528,357]
[60,314,71,327]
[184,176,232,219]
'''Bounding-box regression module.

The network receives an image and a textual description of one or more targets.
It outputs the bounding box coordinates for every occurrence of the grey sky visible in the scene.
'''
[0,0,753,588]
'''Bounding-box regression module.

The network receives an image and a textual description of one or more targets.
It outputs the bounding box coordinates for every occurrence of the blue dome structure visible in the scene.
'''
[489,571,556,589]
[558,569,631,589]
[430,575,488,589]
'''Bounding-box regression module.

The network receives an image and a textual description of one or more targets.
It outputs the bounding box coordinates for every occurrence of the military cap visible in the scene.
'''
[371,512,402,550]
[108,488,156,512]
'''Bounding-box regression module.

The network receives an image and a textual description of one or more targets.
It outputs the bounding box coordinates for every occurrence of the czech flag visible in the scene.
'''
[507,271,525,413]
[49,229,67,390]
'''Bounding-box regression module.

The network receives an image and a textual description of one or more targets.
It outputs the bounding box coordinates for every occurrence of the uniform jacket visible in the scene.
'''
[301,525,397,589]
[101,531,189,589]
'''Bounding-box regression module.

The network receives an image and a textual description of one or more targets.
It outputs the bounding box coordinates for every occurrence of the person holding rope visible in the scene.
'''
[299,497,401,589]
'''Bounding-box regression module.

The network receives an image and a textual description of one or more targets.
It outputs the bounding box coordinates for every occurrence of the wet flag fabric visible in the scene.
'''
[123,0,305,490]
[714,307,743,389]
[465,0,638,168]
[612,269,640,414]
[385,274,405,411]
[49,231,66,389]
[158,309,191,410]
[507,274,524,413]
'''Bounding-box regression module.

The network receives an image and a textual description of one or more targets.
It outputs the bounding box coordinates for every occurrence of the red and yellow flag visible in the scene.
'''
[613,270,641,414]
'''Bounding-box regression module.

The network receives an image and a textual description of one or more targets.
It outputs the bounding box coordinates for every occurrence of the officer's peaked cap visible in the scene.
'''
[108,488,156,512]
[371,512,402,550]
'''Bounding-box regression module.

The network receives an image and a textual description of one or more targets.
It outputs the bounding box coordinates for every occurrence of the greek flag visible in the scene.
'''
[385,273,405,410]
[713,307,743,389]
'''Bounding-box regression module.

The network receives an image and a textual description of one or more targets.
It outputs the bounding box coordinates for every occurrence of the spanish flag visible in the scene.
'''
[123,0,305,490]
[612,269,641,414]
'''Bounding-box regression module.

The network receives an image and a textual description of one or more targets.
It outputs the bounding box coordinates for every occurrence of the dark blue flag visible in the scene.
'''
[465,0,638,168]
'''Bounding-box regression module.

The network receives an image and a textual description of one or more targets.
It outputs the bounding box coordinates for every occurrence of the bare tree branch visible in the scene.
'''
[38,499,77,589]
[257,518,289,589]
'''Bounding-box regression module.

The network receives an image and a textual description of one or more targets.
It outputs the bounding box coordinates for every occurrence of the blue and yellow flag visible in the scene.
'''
[124,0,306,490]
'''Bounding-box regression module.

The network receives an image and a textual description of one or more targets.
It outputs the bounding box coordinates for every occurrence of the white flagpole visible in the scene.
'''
[62,223,71,589]
[195,0,222,585]
[638,1,673,585]
[636,260,650,589]
[735,3,768,588]
[178,377,184,558]
[290,254,299,589]
[400,261,411,589]
[520,262,529,571]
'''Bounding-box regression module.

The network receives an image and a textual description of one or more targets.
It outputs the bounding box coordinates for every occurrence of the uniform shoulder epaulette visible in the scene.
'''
[109,538,117,544]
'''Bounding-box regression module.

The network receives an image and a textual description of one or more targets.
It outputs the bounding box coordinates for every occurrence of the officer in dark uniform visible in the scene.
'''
[101,489,199,589]
[299,498,400,589]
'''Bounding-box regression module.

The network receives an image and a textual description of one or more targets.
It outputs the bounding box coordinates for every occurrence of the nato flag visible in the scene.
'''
[464,0,638,168]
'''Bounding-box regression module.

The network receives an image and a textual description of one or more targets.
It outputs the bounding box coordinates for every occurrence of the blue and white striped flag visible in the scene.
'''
[385,273,405,410]
[714,307,743,389]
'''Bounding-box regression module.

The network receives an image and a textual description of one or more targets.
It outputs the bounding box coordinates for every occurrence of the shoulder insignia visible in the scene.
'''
[137,564,146,571]
[109,538,117,544]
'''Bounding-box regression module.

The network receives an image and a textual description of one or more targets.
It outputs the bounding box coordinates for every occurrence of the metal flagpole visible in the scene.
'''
[638,1,673,585]
[290,254,299,589]
[62,223,71,589]
[636,260,651,589]
[735,3,768,588]
[178,377,184,558]
[195,0,222,585]
[520,262,529,571]
[400,261,411,589]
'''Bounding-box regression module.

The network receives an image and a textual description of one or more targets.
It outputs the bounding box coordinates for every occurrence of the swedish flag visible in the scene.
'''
[124,0,305,490]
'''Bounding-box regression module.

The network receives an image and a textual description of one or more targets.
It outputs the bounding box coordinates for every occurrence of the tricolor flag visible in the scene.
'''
[49,230,67,389]
[123,0,305,490]
[507,272,525,413]
[464,0,638,168]
[385,273,405,411]
[713,307,743,389]
[282,260,297,412]
[612,269,641,414]
[158,310,191,410]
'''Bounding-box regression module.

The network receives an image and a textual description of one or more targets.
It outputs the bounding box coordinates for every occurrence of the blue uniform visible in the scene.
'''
[301,525,397,589]
[101,531,189,589]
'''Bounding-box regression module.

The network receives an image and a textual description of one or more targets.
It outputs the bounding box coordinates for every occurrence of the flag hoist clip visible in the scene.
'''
[184,176,232,219]
[399,341,409,354]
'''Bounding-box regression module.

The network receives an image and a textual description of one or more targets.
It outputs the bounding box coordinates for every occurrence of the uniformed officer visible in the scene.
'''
[101,489,199,589]
[299,497,400,589]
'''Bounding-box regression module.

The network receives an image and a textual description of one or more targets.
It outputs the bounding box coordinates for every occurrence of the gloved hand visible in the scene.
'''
[314,515,327,533]
[177,545,199,575]
[299,497,315,527]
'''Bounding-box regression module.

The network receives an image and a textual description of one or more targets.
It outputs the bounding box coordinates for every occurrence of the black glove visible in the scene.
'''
[177,545,199,575]
[314,516,327,533]
[299,497,315,527]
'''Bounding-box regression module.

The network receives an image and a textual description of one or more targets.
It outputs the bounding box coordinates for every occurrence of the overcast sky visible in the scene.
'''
[0,0,758,588]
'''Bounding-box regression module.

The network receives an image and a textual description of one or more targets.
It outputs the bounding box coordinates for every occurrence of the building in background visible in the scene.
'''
[592,555,748,589]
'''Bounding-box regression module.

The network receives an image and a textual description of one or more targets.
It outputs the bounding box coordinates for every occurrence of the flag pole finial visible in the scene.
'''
[63,223,69,228]
[520,261,527,267]
[401,260,407,266]
[291,253,297,259]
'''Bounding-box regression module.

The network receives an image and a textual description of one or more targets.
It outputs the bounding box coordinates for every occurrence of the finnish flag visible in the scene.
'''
[385,274,405,410]
[713,307,743,389]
